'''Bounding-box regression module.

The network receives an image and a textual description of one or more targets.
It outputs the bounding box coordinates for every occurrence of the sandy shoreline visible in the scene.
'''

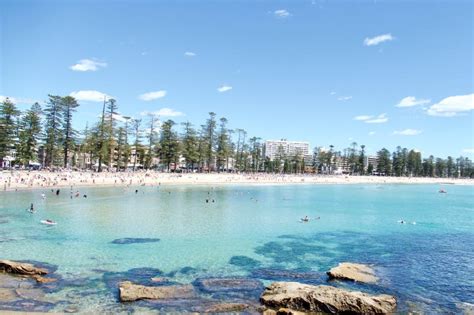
[1,171,473,191]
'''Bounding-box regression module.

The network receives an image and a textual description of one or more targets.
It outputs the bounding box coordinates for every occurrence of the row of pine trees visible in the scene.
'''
[0,95,472,177]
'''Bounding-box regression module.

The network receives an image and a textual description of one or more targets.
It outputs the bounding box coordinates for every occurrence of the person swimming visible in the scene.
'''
[28,203,35,213]
[301,215,309,222]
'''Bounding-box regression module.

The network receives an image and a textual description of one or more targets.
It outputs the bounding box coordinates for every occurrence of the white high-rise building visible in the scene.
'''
[264,139,310,160]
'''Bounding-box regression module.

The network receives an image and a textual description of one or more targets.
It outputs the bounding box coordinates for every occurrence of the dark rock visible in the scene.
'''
[204,302,250,313]
[194,277,264,293]
[251,268,323,284]
[229,256,261,268]
[111,238,160,245]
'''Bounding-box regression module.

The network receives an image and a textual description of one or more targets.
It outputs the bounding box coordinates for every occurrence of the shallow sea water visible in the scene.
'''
[0,184,473,312]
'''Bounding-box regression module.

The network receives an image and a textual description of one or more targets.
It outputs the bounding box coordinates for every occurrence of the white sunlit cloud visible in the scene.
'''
[217,85,232,93]
[338,96,352,101]
[354,115,372,121]
[393,129,422,136]
[368,131,376,136]
[70,59,107,72]
[463,148,474,154]
[330,91,336,95]
[364,33,394,46]
[274,9,290,18]
[184,51,196,57]
[139,90,167,101]
[426,93,474,117]
[354,113,389,124]
[140,108,184,117]
[396,96,431,107]
[69,90,113,102]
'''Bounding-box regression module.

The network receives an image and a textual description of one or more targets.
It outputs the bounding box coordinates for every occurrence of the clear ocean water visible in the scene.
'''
[1,184,473,312]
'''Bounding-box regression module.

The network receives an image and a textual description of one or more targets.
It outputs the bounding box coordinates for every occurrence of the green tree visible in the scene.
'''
[204,112,217,171]
[43,95,64,167]
[17,103,42,165]
[181,121,199,171]
[376,148,392,175]
[62,96,80,167]
[131,118,142,171]
[0,97,20,167]
[216,117,230,172]
[159,119,180,171]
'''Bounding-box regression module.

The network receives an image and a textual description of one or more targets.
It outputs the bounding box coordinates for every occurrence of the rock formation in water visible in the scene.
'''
[260,282,396,314]
[0,260,48,276]
[327,262,378,283]
[118,281,196,302]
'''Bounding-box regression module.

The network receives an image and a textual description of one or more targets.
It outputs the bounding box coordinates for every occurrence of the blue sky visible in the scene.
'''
[1,0,473,157]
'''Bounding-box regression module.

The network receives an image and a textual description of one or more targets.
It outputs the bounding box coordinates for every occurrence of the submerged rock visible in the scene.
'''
[251,268,323,284]
[327,262,378,283]
[204,302,250,313]
[194,278,264,293]
[110,238,160,245]
[0,260,48,276]
[0,288,20,302]
[119,281,196,302]
[229,256,261,268]
[260,282,396,314]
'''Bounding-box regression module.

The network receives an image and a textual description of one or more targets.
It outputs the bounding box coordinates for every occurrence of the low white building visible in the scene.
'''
[264,139,310,160]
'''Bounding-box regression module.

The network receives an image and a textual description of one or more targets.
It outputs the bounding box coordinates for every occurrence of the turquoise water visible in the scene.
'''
[1,184,473,312]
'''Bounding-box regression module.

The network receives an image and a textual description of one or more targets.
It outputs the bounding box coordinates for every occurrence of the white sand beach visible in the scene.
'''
[1,171,472,191]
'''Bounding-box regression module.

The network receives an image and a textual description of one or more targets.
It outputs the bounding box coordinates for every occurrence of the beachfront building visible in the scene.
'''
[364,155,378,174]
[264,139,310,160]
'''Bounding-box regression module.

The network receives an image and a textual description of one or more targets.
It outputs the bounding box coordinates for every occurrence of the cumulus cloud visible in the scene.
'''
[368,131,376,136]
[70,59,107,72]
[330,91,336,95]
[69,90,113,102]
[356,113,388,124]
[426,93,474,117]
[274,9,290,18]
[139,90,167,101]
[393,129,422,136]
[364,33,394,46]
[217,85,232,93]
[184,51,196,57]
[141,108,184,117]
[396,96,431,107]
[354,115,372,121]
[338,96,352,101]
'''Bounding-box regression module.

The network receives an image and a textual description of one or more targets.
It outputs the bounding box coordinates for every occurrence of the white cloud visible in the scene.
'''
[426,93,474,117]
[184,51,196,57]
[368,131,376,136]
[462,148,474,154]
[70,59,107,72]
[393,129,422,136]
[274,9,290,18]
[217,85,232,93]
[364,33,394,46]
[338,96,352,101]
[354,115,372,121]
[141,108,184,117]
[365,113,388,124]
[330,91,336,95]
[396,96,431,107]
[139,90,167,101]
[69,90,113,102]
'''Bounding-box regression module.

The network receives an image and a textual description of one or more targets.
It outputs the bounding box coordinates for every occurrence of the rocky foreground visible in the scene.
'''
[0,259,414,313]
